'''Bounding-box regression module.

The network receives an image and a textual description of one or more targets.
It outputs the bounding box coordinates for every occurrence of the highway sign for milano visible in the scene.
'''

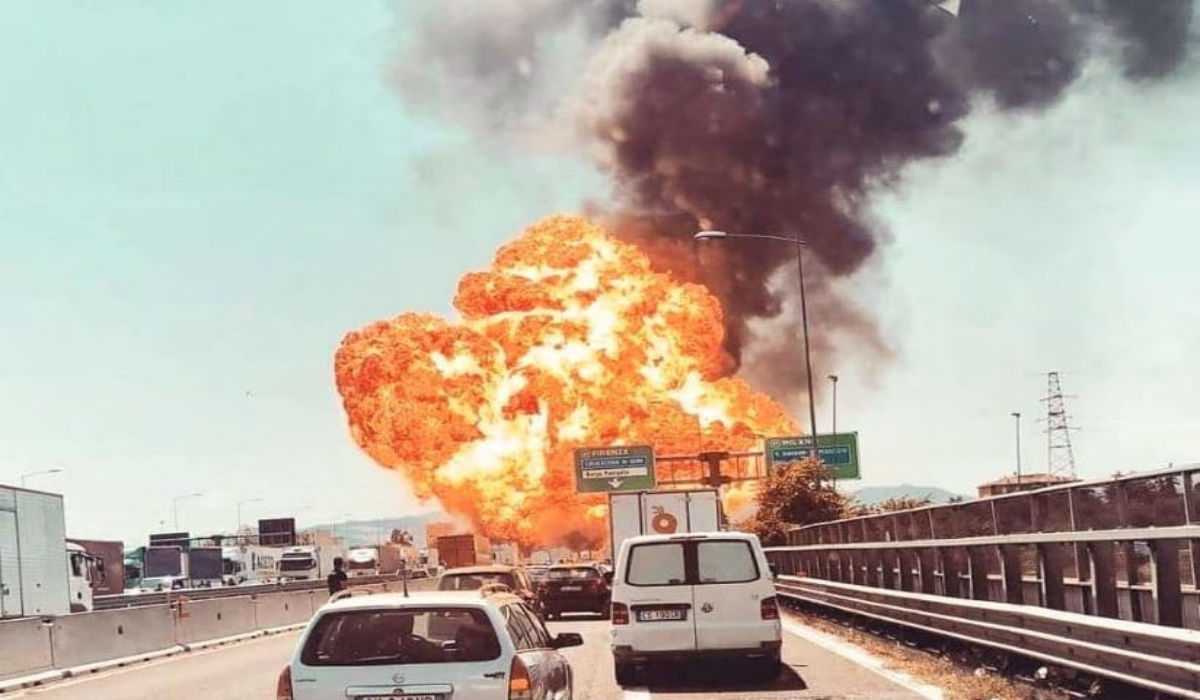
[765,433,861,480]
[574,445,656,493]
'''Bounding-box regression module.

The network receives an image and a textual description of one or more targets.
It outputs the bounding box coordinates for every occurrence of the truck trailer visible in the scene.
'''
[435,534,493,569]
[1,485,98,617]
[607,489,723,560]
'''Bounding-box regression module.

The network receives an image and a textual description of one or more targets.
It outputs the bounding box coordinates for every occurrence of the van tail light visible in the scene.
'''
[611,602,630,625]
[275,666,293,700]
[760,596,779,620]
[508,655,533,700]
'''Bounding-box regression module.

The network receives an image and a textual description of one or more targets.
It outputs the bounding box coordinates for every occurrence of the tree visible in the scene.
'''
[744,457,848,545]
[389,529,414,546]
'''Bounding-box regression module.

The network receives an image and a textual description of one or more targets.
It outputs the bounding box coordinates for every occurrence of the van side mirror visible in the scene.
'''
[768,564,778,579]
[603,571,613,585]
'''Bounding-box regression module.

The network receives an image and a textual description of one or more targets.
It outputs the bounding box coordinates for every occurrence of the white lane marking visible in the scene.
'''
[781,616,944,700]
[5,630,301,698]
[621,688,652,700]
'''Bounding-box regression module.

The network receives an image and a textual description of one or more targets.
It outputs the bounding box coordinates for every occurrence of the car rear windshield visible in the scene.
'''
[438,572,516,591]
[301,607,500,666]
[547,567,600,579]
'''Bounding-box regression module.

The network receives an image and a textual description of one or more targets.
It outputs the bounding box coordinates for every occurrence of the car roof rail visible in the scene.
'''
[329,586,375,603]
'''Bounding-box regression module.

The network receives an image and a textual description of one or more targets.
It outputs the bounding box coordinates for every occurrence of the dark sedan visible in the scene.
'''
[538,564,611,620]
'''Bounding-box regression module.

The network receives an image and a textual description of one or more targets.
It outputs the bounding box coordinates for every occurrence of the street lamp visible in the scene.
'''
[236,497,265,533]
[19,468,63,488]
[171,492,205,531]
[827,374,839,434]
[1010,412,1022,485]
[694,230,821,476]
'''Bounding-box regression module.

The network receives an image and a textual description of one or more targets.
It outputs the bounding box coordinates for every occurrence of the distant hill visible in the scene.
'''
[851,484,967,506]
[301,513,442,548]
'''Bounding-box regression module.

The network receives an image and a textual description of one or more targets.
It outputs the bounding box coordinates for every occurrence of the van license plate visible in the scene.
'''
[358,695,439,700]
[637,609,685,622]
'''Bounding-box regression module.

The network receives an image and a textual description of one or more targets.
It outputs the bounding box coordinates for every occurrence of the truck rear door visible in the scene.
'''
[641,492,690,536]
[0,510,20,617]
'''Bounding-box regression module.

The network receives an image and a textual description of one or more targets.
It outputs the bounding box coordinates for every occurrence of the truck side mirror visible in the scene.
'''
[603,571,614,585]
[768,564,778,579]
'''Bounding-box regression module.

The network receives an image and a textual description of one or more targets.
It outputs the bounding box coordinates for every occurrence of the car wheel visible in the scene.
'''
[614,659,637,687]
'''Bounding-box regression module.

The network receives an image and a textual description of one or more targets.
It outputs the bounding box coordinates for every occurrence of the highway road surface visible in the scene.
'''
[9,615,930,700]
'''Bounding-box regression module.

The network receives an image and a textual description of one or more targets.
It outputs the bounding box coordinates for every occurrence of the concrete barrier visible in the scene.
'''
[174,596,257,645]
[49,604,177,669]
[0,617,53,680]
[252,590,314,629]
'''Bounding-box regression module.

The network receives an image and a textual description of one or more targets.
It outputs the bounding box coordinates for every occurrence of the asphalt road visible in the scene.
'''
[10,615,926,700]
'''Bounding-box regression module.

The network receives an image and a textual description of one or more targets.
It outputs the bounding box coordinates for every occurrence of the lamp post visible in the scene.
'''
[694,230,821,479]
[19,468,63,488]
[236,497,264,534]
[172,492,205,531]
[828,374,839,434]
[1011,412,1022,485]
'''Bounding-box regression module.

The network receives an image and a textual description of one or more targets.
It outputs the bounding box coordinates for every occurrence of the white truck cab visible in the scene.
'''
[609,531,781,686]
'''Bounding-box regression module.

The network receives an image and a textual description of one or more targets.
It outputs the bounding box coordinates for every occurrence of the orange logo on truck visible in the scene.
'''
[650,506,678,534]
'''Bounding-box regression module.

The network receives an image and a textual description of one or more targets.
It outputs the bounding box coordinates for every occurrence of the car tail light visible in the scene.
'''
[275,666,293,700]
[760,596,779,620]
[508,655,532,700]
[611,602,629,625]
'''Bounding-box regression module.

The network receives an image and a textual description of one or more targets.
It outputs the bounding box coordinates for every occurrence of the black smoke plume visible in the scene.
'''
[392,0,1194,396]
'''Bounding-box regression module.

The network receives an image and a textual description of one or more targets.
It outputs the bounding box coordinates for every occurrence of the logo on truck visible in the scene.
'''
[650,506,678,534]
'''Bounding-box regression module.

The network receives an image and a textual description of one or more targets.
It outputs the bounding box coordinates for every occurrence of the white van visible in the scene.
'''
[609,531,781,685]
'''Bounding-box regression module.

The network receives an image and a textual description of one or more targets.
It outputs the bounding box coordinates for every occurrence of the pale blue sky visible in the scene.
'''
[2,4,1198,543]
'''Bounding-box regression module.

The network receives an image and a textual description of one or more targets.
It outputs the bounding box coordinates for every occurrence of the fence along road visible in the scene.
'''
[766,462,1200,698]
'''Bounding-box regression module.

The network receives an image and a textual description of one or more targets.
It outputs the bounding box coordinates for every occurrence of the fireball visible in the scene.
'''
[334,215,797,546]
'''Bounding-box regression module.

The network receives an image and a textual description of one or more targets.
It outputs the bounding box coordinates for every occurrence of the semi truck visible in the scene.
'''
[608,489,723,560]
[1,484,99,617]
[67,538,124,596]
[221,545,280,585]
[435,533,493,569]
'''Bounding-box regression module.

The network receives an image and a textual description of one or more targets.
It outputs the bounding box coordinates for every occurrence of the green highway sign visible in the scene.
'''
[765,433,861,480]
[574,445,656,493]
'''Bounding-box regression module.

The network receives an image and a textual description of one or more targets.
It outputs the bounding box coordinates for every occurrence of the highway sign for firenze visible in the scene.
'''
[574,445,656,493]
[765,433,861,480]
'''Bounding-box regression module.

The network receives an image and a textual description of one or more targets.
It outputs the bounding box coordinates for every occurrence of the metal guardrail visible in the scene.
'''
[774,575,1200,699]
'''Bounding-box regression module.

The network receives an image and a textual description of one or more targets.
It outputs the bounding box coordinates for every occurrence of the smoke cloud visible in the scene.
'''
[392,0,1194,398]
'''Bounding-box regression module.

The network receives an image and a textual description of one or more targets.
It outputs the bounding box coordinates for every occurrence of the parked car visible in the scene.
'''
[277,589,581,700]
[609,532,781,686]
[538,564,611,620]
[437,565,543,616]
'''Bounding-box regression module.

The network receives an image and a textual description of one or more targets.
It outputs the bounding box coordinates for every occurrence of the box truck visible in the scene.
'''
[435,534,493,569]
[607,489,723,560]
[278,545,340,581]
[1,485,100,617]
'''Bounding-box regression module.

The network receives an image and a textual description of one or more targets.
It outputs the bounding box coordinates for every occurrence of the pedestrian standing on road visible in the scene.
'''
[327,557,348,596]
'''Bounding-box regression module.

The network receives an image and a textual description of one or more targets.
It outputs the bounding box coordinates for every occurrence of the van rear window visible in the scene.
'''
[626,543,686,586]
[697,540,759,584]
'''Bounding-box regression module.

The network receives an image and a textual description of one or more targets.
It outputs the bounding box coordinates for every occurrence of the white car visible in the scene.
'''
[277,589,581,700]
[609,531,782,685]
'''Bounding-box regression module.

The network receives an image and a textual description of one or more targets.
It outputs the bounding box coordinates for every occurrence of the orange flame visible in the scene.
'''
[334,215,797,546]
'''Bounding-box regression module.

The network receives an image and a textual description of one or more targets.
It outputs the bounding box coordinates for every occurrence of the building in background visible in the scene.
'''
[977,473,1077,498]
